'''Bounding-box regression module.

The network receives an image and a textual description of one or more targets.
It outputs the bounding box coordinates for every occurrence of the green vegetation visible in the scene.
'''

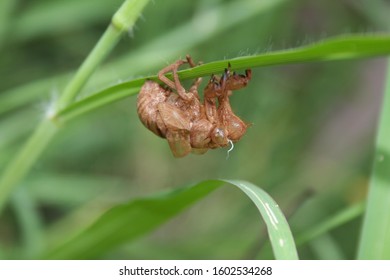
[0,0,389,259]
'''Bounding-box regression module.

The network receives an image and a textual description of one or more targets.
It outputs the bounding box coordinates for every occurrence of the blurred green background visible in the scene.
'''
[0,0,389,259]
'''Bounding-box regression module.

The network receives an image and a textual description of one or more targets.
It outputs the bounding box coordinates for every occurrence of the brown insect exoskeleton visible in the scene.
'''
[137,55,251,157]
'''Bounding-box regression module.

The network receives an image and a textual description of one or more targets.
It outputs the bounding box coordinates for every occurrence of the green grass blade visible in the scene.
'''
[54,82,142,123]
[54,34,390,123]
[44,179,298,260]
[358,60,390,259]
[295,202,365,246]
[11,188,44,258]
[225,180,298,260]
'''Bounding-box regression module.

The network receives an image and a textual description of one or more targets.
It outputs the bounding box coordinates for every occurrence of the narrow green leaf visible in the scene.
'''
[44,180,298,260]
[225,180,298,260]
[54,82,142,123]
[11,188,44,258]
[358,60,390,259]
[295,202,365,246]
[54,34,390,123]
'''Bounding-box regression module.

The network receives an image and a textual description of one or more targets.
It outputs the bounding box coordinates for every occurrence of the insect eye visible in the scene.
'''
[211,127,227,145]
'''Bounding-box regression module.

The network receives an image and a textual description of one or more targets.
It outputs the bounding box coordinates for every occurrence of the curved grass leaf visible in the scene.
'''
[44,179,298,260]
[54,34,390,123]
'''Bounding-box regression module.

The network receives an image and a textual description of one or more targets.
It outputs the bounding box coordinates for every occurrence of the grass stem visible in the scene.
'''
[0,0,149,214]
[358,59,390,259]
[0,120,57,212]
[57,0,150,108]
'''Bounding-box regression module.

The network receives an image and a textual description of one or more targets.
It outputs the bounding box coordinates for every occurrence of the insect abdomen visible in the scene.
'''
[137,81,167,137]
